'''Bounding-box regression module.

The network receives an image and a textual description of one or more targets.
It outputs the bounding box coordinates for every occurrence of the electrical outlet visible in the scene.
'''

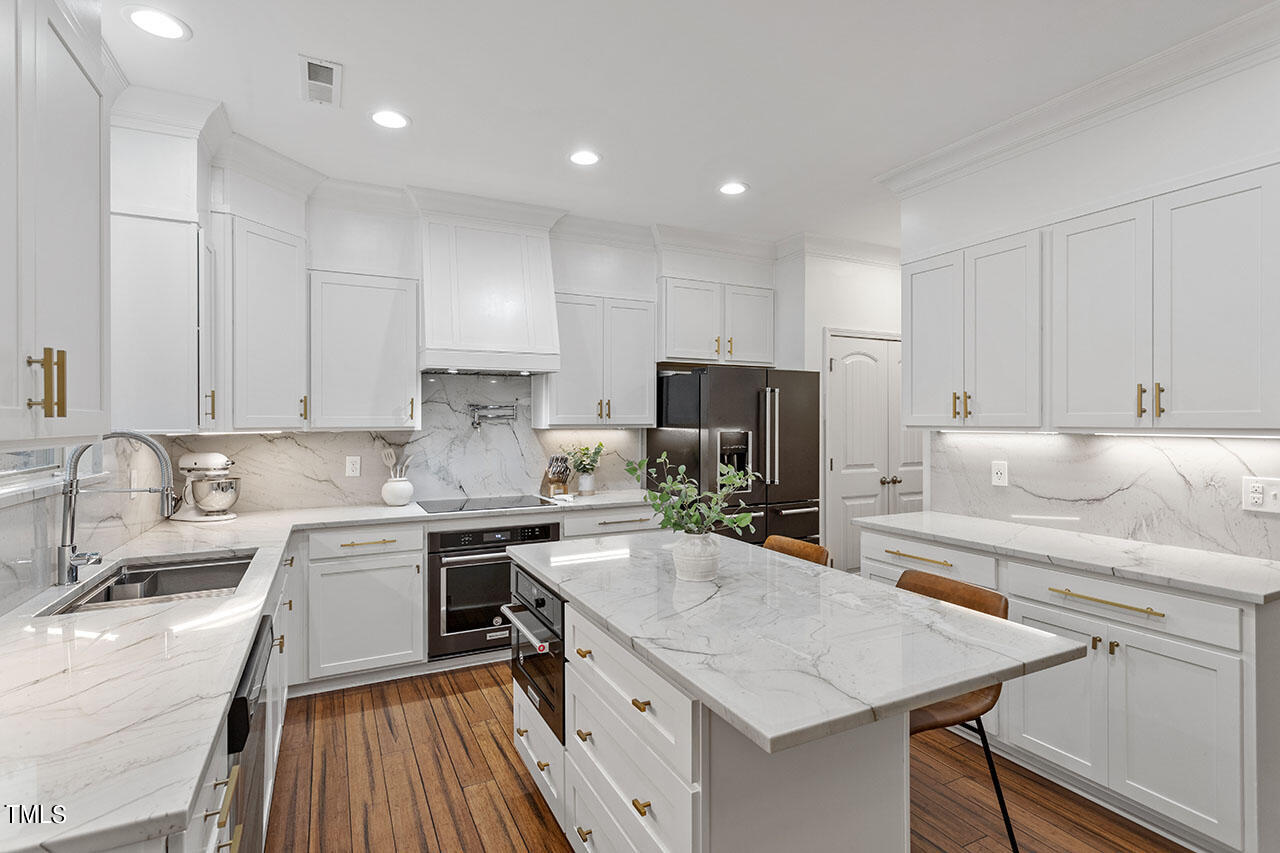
[1242,476,1280,513]
[345,456,361,477]
[991,460,1008,487]
[129,469,138,500]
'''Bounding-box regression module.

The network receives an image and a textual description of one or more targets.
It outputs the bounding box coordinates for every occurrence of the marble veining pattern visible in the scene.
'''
[858,511,1280,604]
[507,531,1084,753]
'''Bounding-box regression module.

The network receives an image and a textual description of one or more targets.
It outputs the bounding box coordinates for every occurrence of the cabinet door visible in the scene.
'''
[901,252,964,426]
[232,218,308,429]
[308,552,424,679]
[1005,602,1109,785]
[964,233,1041,427]
[603,297,656,425]
[110,217,199,433]
[662,278,722,361]
[30,0,108,439]
[1050,202,1153,428]
[310,271,417,429]
[1108,626,1242,848]
[723,284,774,365]
[264,582,290,814]
[1153,166,1280,429]
[539,294,604,426]
[0,0,31,443]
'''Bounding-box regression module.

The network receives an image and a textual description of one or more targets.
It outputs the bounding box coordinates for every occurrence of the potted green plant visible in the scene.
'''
[625,452,758,581]
[565,441,605,495]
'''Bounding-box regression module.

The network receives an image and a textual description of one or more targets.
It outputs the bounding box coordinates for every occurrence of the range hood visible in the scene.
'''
[409,188,566,374]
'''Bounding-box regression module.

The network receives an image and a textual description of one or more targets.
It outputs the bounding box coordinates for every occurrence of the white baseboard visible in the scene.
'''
[288,649,510,696]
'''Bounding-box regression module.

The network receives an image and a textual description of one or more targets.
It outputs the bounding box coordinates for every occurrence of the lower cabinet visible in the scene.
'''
[561,506,661,538]
[565,755,639,853]
[513,676,566,826]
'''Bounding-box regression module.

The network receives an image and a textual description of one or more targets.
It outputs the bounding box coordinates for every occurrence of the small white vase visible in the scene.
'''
[672,532,720,582]
[577,472,597,496]
[381,477,414,507]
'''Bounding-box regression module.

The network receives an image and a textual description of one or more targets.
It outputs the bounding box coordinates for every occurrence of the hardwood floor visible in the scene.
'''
[266,662,1190,853]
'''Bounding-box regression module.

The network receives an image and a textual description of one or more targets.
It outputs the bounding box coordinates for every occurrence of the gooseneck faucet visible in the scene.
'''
[57,431,178,585]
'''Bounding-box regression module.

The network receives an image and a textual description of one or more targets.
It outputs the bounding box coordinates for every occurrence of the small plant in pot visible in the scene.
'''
[625,452,758,581]
[565,442,605,495]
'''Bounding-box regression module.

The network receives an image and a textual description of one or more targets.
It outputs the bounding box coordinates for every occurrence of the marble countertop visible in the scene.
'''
[416,489,651,520]
[507,531,1084,753]
[857,512,1280,605]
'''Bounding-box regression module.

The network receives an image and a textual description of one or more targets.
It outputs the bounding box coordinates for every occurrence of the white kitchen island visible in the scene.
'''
[506,530,1084,853]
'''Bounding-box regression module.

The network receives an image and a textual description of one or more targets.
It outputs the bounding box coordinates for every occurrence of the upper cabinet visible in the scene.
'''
[0,0,26,442]
[658,278,775,365]
[723,284,775,364]
[901,253,964,426]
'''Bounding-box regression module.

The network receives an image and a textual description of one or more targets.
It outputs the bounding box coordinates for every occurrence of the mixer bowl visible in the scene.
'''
[191,477,240,513]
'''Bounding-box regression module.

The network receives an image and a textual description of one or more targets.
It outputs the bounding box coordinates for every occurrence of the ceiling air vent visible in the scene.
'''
[300,55,342,107]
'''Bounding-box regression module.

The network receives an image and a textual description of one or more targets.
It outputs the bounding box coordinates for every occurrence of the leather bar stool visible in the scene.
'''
[896,569,1019,852]
[762,535,829,566]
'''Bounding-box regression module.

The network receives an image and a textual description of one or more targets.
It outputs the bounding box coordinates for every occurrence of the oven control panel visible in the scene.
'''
[437,523,558,551]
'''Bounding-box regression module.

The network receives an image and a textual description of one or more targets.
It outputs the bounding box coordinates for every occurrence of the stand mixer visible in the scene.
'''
[173,452,241,522]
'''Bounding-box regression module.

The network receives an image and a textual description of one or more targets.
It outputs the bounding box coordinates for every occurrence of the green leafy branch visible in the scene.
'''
[624,452,760,536]
[564,441,605,474]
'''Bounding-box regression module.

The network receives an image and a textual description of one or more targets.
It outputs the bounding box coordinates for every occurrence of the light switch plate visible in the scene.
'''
[1242,476,1280,513]
[991,461,1008,487]
[345,456,361,477]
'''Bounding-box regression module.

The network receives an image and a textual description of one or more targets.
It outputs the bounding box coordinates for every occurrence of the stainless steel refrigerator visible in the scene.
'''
[645,366,821,548]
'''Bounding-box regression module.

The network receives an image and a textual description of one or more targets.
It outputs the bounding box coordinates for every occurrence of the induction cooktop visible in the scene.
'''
[417,494,555,514]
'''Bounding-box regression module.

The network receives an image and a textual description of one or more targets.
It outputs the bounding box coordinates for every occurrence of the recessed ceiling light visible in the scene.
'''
[719,181,748,196]
[124,6,191,40]
[569,150,601,166]
[519,370,530,376]
[446,368,458,374]
[371,109,410,130]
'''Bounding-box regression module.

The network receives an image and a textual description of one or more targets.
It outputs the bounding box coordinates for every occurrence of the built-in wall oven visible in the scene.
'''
[502,565,565,743]
[427,522,558,658]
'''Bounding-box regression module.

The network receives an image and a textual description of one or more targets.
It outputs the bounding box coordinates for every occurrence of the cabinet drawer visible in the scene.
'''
[566,606,697,782]
[514,679,565,823]
[861,557,903,586]
[861,531,996,589]
[308,524,423,560]
[184,723,231,852]
[563,507,660,538]
[1007,562,1242,651]
[565,755,640,853]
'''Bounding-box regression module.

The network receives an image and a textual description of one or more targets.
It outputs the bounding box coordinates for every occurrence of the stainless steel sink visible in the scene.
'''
[45,553,255,615]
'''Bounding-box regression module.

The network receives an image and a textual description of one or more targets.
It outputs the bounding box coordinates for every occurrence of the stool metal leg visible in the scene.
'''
[973,717,1018,852]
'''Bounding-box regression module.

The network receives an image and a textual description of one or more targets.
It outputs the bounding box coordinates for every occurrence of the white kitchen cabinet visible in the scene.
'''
[263,571,291,819]
[659,278,774,365]
[534,295,655,427]
[722,284,774,365]
[901,252,964,425]
[308,550,424,679]
[0,0,27,443]
[963,233,1040,427]
[1152,165,1280,429]
[1051,201,1154,429]
[309,271,418,429]
[232,218,309,430]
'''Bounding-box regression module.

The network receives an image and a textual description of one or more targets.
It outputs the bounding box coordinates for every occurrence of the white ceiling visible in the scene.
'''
[102,0,1270,247]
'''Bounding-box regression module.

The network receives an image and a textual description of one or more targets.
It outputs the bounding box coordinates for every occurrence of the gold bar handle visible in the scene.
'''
[598,518,650,526]
[536,760,550,771]
[728,336,734,356]
[715,336,721,355]
[516,728,527,737]
[216,824,242,853]
[577,827,593,842]
[282,556,295,568]
[606,399,611,418]
[54,349,66,417]
[1136,383,1147,418]
[962,391,971,420]
[299,394,308,420]
[597,399,603,419]
[25,348,54,417]
[884,548,953,568]
[631,698,651,713]
[286,599,293,611]
[1154,382,1166,417]
[206,389,217,420]
[576,648,592,658]
[1109,640,1121,656]
[340,538,397,548]
[951,391,959,419]
[576,729,592,742]
[631,799,652,817]
[274,634,285,654]
[409,396,415,420]
[1048,587,1166,619]
[204,764,239,827]
[1091,635,1102,650]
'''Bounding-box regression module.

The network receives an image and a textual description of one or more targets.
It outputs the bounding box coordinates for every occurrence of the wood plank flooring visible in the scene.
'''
[267,662,1190,853]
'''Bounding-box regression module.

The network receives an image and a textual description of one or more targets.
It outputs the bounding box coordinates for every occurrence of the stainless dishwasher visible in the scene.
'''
[226,615,274,853]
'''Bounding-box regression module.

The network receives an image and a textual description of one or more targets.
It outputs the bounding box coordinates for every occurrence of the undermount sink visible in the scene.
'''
[44,553,255,616]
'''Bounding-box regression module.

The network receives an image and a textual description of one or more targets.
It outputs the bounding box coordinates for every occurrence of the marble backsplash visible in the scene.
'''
[0,438,166,614]
[166,374,644,513]
[930,432,1280,559]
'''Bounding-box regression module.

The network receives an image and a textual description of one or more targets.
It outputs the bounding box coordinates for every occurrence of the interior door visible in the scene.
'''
[723,285,774,365]
[1153,165,1280,429]
[602,297,655,425]
[964,232,1041,427]
[902,252,964,426]
[824,336,890,571]
[1051,201,1153,428]
[0,0,31,443]
[663,278,722,361]
[1107,626,1242,848]
[886,341,923,514]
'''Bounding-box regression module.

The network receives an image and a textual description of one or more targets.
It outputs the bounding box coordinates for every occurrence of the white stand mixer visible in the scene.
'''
[173,452,241,522]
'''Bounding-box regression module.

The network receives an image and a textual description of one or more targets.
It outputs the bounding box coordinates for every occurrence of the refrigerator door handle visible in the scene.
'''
[761,389,773,484]
[771,388,781,485]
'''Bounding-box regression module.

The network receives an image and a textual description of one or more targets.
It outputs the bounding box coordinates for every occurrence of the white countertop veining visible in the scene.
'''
[857,511,1280,605]
[417,489,651,520]
[507,531,1084,754]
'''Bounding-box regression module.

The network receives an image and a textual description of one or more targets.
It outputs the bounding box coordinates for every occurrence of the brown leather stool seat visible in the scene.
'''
[762,535,829,566]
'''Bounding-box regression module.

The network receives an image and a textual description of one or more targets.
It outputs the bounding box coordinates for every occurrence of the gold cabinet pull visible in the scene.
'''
[204,764,239,827]
[596,399,603,419]
[1091,635,1102,651]
[883,548,953,568]
[340,538,397,548]
[715,336,721,355]
[205,389,217,420]
[286,599,293,611]
[598,518,650,526]
[631,698,651,713]
[962,391,971,419]
[216,823,242,853]
[299,394,309,420]
[1136,383,1147,418]
[274,634,285,654]
[576,648,592,658]
[1154,382,1167,417]
[728,336,734,356]
[951,391,959,419]
[536,760,550,771]
[25,348,54,417]
[282,556,295,568]
[409,396,415,420]
[576,827,593,842]
[1109,640,1121,656]
[631,798,651,817]
[1048,587,1166,619]
[516,727,528,737]
[576,729,592,742]
[54,349,67,417]
[606,399,611,418]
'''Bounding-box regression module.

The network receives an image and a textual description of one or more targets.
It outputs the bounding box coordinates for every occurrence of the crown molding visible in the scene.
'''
[110,86,225,138]
[213,134,325,197]
[876,2,1280,198]
[651,223,774,261]
[100,41,129,107]
[550,215,655,251]
[407,187,566,229]
[774,233,900,268]
[309,179,416,217]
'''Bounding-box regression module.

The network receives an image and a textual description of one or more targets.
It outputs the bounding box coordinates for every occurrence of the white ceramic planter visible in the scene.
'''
[672,532,720,581]
[577,472,597,495]
[381,477,414,506]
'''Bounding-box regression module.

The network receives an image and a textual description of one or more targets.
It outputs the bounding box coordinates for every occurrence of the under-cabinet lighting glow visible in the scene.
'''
[1095,433,1280,440]
[125,6,191,40]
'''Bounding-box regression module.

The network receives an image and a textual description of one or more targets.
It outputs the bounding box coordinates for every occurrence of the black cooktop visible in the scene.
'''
[418,494,555,514]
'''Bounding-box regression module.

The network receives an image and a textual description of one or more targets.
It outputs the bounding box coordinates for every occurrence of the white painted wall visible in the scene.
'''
[803,255,900,370]
[772,251,806,369]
